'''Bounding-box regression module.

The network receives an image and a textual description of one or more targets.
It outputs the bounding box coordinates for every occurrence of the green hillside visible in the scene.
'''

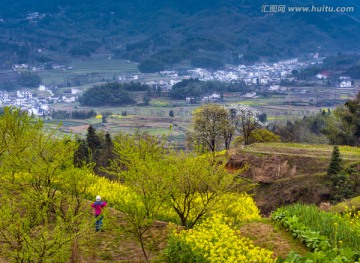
[0,0,359,69]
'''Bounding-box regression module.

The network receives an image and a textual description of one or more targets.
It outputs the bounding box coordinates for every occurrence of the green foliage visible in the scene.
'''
[165,152,236,228]
[170,78,203,99]
[327,146,354,202]
[138,58,166,73]
[277,92,360,146]
[258,113,267,123]
[330,196,360,213]
[278,248,358,263]
[169,78,248,100]
[86,125,101,152]
[69,41,100,57]
[151,49,189,65]
[346,65,360,79]
[327,146,342,178]
[143,95,151,106]
[122,82,149,91]
[166,233,205,263]
[1,0,360,68]
[273,212,331,252]
[330,172,354,203]
[190,56,224,70]
[0,80,16,91]
[182,37,226,52]
[274,113,329,144]
[272,204,360,255]
[242,53,259,63]
[18,71,41,87]
[79,82,135,106]
[234,128,281,146]
[251,129,281,143]
[0,107,95,262]
[298,66,322,80]
[107,132,239,229]
[74,124,115,176]
[51,109,97,119]
[105,132,170,260]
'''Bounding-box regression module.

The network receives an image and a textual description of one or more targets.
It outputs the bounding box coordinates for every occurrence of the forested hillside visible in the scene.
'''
[0,0,359,69]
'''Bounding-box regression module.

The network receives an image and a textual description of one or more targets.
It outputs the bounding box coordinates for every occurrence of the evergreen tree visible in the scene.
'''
[94,132,115,177]
[327,145,342,179]
[105,132,112,148]
[86,125,101,152]
[327,145,353,202]
[143,95,151,106]
[74,138,89,166]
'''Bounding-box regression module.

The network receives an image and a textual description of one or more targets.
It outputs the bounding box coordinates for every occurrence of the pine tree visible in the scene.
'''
[94,132,114,177]
[327,145,342,179]
[86,125,101,152]
[327,146,353,202]
[73,138,89,166]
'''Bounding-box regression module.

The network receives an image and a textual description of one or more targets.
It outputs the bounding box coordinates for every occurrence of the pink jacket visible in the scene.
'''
[91,201,107,216]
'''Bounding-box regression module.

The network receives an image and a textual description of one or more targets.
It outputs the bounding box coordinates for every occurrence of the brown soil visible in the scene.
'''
[227,150,328,183]
[79,208,169,263]
[226,147,333,215]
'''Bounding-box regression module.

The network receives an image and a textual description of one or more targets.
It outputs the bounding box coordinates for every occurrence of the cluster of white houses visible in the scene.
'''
[143,57,355,101]
[0,85,82,116]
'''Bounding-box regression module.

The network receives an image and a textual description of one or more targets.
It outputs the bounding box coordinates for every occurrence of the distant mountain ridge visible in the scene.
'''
[0,0,359,69]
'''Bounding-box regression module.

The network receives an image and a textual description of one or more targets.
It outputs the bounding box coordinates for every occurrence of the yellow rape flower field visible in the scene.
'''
[84,174,277,262]
[167,215,274,263]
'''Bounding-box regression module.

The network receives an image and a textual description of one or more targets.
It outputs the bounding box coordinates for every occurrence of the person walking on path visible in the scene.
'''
[91,195,107,232]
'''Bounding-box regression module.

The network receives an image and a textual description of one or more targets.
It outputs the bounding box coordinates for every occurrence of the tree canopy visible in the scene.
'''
[0,107,95,262]
[79,82,136,106]
[170,78,248,100]
[190,104,234,152]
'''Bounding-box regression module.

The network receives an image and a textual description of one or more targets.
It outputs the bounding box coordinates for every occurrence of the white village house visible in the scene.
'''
[17,90,33,99]
[340,81,352,88]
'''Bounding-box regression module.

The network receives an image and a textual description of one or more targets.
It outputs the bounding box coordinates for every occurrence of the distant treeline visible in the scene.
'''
[169,78,249,99]
[272,92,360,146]
[51,109,97,119]
[137,46,226,72]
[79,82,149,106]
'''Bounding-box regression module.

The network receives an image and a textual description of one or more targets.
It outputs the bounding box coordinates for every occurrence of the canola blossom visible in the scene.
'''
[211,193,261,224]
[85,175,141,210]
[341,206,360,229]
[85,174,261,223]
[167,215,275,263]
[85,174,273,262]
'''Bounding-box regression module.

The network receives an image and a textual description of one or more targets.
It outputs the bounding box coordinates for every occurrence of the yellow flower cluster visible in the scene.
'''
[157,192,261,224]
[341,206,360,229]
[171,215,274,263]
[85,175,141,209]
[85,174,261,226]
[212,193,261,225]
